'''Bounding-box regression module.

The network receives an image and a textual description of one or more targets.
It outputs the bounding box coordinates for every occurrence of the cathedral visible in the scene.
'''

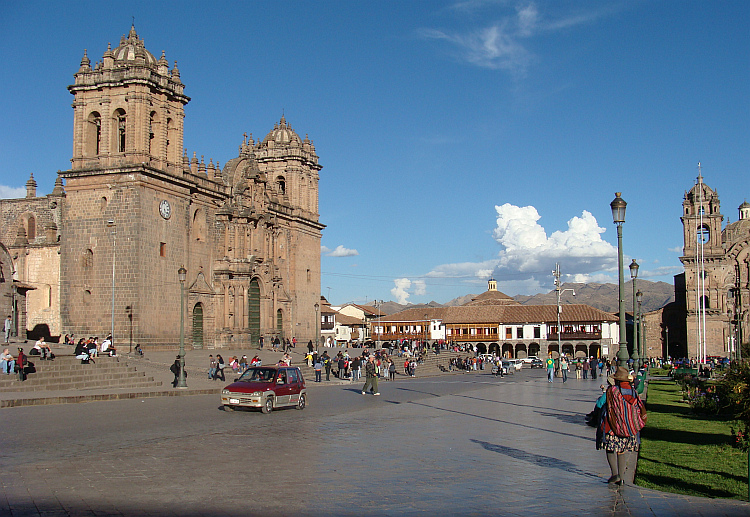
[678,173,749,358]
[0,26,324,349]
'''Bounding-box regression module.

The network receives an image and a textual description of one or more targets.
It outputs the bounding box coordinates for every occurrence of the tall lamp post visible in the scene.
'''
[636,289,644,367]
[125,305,133,354]
[629,259,640,369]
[553,263,575,358]
[374,300,383,349]
[107,220,116,347]
[177,266,187,389]
[611,192,629,366]
[314,302,320,351]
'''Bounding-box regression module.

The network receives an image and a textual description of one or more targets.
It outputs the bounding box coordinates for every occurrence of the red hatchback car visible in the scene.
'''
[221,366,307,413]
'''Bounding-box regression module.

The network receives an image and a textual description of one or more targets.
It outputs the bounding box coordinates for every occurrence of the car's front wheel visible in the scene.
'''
[224,405,234,412]
[296,393,306,410]
[262,397,274,414]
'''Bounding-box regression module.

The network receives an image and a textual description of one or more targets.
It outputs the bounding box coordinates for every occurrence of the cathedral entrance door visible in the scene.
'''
[192,303,204,349]
[248,279,260,346]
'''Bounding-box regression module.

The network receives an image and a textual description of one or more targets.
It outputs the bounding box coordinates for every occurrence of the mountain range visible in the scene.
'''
[359,280,675,316]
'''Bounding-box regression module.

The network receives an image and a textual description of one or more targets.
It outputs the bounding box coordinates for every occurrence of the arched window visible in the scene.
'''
[276,176,286,196]
[700,295,710,310]
[113,109,127,153]
[166,118,174,161]
[82,249,94,269]
[148,111,158,155]
[100,196,108,212]
[26,215,36,241]
[192,208,206,242]
[86,111,102,156]
[698,224,710,243]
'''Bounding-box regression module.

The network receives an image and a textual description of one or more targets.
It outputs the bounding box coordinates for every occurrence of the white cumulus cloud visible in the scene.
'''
[321,245,359,257]
[425,203,618,295]
[391,278,413,305]
[492,203,617,275]
[0,185,26,199]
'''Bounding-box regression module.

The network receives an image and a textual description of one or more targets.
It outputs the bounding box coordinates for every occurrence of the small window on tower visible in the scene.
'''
[160,242,166,257]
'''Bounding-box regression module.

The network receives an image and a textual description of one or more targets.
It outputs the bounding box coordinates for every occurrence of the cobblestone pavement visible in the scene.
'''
[2,368,749,516]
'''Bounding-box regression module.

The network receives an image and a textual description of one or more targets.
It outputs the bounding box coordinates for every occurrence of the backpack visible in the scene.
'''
[606,386,647,437]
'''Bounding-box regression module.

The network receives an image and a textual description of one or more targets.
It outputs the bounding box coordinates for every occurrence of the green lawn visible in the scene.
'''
[636,379,749,500]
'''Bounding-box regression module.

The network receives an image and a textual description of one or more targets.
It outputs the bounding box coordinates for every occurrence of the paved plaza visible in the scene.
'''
[1,351,749,516]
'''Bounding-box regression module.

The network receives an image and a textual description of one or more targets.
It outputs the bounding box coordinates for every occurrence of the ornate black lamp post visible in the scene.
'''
[611,192,628,366]
[314,302,320,351]
[636,289,644,367]
[629,259,640,369]
[177,266,187,388]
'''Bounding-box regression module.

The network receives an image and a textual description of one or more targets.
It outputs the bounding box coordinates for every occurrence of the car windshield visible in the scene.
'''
[238,368,276,382]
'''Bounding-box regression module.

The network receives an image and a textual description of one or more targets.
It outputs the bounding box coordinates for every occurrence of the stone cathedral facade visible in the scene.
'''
[0,26,324,349]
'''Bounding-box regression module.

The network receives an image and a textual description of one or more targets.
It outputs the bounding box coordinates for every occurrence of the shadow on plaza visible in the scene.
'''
[451,391,589,416]
[636,469,739,500]
[470,438,602,481]
[638,456,748,485]
[641,425,729,447]
[409,400,595,443]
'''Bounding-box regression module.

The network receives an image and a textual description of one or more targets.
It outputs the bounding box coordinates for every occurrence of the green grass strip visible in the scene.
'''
[636,379,749,500]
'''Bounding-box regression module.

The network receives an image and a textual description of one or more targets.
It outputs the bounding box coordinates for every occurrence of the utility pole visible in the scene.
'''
[553,264,575,358]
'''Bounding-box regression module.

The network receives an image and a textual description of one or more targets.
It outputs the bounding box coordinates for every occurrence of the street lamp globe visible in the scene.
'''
[611,192,627,224]
[629,259,639,280]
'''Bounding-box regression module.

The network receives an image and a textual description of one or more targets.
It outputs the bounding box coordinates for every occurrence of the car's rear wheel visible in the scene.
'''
[224,405,234,412]
[296,393,306,410]
[262,397,273,414]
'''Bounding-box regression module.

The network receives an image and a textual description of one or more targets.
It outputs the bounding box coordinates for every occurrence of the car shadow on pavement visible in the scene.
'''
[410,401,595,443]
[470,438,603,481]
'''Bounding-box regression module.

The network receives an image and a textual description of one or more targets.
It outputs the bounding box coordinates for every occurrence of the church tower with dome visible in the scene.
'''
[679,173,749,358]
[0,26,325,349]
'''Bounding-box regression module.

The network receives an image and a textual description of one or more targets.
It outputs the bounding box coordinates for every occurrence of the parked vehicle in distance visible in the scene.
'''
[521,356,541,364]
[501,360,515,375]
[491,363,506,377]
[221,366,306,413]
[528,357,544,369]
[507,359,523,371]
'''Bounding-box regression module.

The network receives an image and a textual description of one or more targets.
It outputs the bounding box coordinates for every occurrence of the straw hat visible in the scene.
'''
[612,366,633,382]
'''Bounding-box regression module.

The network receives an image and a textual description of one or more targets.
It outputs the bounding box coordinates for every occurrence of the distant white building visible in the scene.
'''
[371,279,618,359]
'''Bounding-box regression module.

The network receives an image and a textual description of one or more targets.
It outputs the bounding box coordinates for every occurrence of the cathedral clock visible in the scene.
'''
[159,200,171,219]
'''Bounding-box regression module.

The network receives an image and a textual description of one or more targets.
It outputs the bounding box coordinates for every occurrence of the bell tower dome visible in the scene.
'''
[68,25,190,172]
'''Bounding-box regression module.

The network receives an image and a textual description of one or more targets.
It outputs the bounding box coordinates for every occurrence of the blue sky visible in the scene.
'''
[1,1,748,306]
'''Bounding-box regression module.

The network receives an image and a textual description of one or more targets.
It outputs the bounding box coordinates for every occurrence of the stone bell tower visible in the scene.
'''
[680,171,730,357]
[68,25,189,172]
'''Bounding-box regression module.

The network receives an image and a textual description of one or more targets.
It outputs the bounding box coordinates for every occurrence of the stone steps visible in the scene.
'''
[0,354,162,392]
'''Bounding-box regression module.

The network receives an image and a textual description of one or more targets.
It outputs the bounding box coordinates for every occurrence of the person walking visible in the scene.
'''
[546,354,555,383]
[560,355,569,383]
[575,359,583,379]
[208,355,217,379]
[322,351,332,381]
[388,359,396,381]
[213,354,226,381]
[4,315,11,344]
[16,347,26,381]
[361,355,380,396]
[582,358,590,379]
[590,356,598,380]
[314,356,322,382]
[170,355,181,388]
[599,366,647,485]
